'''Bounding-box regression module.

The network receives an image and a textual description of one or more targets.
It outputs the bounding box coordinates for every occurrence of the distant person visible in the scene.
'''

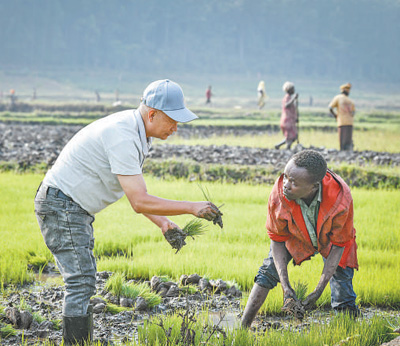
[241,150,359,328]
[34,79,223,345]
[309,95,313,107]
[329,83,355,151]
[275,82,298,150]
[32,88,37,101]
[8,89,17,110]
[205,85,212,104]
[95,90,101,102]
[257,80,267,109]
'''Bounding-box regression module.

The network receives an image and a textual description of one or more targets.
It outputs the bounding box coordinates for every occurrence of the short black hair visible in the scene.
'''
[291,150,327,183]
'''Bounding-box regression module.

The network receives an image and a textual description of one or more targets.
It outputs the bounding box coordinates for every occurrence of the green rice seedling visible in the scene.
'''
[226,279,241,291]
[106,303,130,314]
[27,255,48,271]
[51,319,62,331]
[121,282,150,300]
[159,275,174,283]
[18,297,30,311]
[0,324,17,338]
[104,272,125,297]
[32,312,46,324]
[293,281,308,301]
[179,284,198,295]
[140,291,162,308]
[182,218,208,239]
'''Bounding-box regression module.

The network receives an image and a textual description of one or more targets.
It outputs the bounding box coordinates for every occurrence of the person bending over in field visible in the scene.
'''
[34,79,223,345]
[241,150,359,328]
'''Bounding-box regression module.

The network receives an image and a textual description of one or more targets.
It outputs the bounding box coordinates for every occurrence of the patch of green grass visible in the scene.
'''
[0,324,17,338]
[1,173,400,314]
[135,311,399,346]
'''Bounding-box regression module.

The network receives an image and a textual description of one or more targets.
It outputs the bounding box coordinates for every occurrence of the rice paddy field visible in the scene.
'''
[1,100,400,345]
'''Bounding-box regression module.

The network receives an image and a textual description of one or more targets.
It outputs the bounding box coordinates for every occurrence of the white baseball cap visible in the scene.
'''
[141,79,198,123]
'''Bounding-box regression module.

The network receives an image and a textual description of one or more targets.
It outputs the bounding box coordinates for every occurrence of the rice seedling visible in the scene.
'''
[182,218,208,239]
[179,284,198,295]
[0,324,17,338]
[106,303,130,315]
[104,272,125,297]
[293,281,308,301]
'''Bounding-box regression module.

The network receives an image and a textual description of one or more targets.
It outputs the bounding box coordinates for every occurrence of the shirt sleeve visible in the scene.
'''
[102,125,143,176]
[329,95,338,109]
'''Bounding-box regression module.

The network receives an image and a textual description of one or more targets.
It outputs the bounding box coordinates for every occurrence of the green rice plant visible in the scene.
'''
[226,279,241,291]
[179,284,198,295]
[18,297,30,311]
[0,324,17,338]
[27,255,48,271]
[134,310,399,346]
[51,319,62,331]
[104,272,125,297]
[182,218,208,239]
[293,281,308,301]
[159,275,174,283]
[139,291,162,308]
[32,312,46,324]
[106,303,130,315]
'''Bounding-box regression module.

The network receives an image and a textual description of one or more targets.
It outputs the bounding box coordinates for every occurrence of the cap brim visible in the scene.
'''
[164,107,198,123]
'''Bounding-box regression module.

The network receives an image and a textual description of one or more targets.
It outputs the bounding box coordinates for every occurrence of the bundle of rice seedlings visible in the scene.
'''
[182,218,208,239]
[106,303,130,315]
[179,284,198,295]
[140,291,162,308]
[293,281,308,301]
[105,272,125,297]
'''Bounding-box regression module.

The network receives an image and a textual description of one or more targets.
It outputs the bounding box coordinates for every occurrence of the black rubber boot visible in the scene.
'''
[63,305,93,346]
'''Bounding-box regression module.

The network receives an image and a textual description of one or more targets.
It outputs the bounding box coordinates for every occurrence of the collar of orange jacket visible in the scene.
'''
[276,170,344,241]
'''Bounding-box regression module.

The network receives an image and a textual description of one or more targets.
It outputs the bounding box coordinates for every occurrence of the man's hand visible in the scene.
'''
[302,288,323,311]
[194,202,223,228]
[163,224,187,253]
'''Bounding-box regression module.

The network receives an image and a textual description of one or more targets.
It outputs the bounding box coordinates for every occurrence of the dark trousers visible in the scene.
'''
[338,125,353,151]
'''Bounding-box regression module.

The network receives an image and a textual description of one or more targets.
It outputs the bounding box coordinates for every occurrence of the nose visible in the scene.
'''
[171,122,178,133]
[283,179,291,190]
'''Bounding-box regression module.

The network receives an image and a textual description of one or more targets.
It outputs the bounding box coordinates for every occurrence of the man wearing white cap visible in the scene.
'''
[34,79,223,345]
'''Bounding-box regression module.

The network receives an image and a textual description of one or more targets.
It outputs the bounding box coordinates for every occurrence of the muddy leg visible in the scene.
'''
[275,139,286,149]
[241,283,270,328]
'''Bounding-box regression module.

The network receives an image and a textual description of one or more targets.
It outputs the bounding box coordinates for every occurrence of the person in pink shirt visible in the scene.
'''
[275,81,298,150]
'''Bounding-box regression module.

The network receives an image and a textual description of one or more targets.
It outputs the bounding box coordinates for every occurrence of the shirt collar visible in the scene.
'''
[295,182,322,207]
[134,109,152,156]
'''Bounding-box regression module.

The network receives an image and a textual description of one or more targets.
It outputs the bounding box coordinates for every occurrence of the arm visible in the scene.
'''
[117,174,222,223]
[285,93,298,108]
[271,240,296,299]
[329,107,337,119]
[143,213,177,235]
[302,245,344,309]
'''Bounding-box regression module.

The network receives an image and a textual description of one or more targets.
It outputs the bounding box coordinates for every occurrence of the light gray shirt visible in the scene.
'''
[43,109,152,215]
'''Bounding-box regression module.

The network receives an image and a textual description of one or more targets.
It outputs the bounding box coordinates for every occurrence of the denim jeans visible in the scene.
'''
[34,184,97,317]
[254,246,357,309]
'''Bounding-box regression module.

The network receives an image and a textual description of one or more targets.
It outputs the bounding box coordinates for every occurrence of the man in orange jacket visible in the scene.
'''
[241,150,359,327]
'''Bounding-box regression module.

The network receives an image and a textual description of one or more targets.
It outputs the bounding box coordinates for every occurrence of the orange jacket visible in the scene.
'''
[266,170,358,269]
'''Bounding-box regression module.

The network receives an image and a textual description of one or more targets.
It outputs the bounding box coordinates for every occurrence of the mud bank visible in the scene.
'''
[1,123,399,170]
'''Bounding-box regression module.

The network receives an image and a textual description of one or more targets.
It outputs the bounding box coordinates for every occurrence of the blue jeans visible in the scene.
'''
[254,247,357,309]
[34,184,97,317]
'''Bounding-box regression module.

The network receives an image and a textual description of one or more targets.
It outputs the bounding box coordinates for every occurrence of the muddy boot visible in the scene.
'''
[63,305,93,346]
[241,283,270,328]
[274,139,286,150]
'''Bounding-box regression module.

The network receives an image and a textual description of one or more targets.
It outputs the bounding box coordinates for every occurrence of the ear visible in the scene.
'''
[148,109,157,122]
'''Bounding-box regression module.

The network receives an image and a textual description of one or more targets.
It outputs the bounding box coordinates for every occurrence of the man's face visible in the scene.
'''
[150,111,178,140]
[282,160,318,201]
